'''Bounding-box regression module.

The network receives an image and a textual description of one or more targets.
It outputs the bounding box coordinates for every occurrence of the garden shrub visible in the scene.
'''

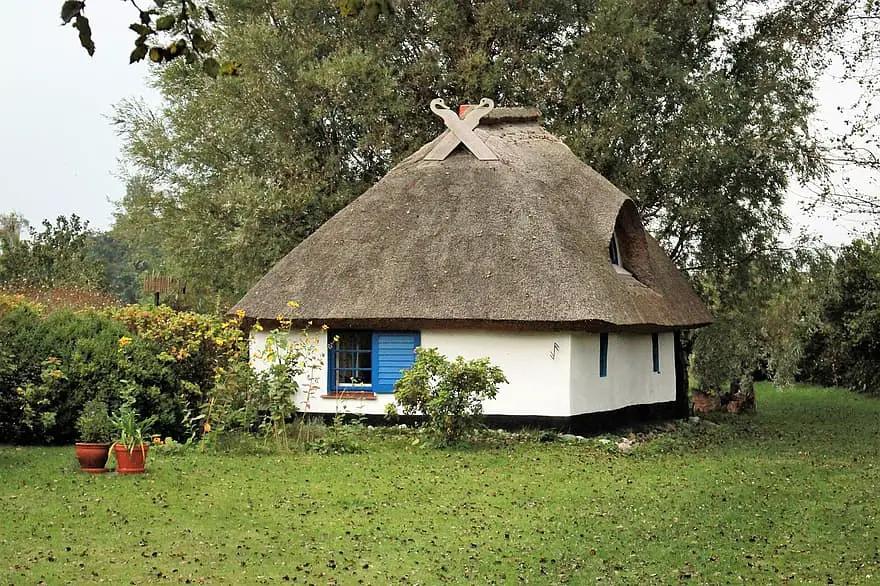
[0,304,47,442]
[0,297,250,444]
[0,306,184,443]
[108,305,246,392]
[389,348,507,446]
[0,295,333,447]
[0,293,44,318]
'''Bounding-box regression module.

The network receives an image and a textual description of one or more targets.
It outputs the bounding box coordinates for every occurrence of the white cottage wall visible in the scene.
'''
[569,332,676,415]
[420,329,573,417]
[250,329,676,419]
[250,328,340,413]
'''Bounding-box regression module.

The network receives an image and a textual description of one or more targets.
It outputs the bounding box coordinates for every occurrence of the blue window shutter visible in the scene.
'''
[599,333,608,378]
[372,332,420,393]
[652,333,660,373]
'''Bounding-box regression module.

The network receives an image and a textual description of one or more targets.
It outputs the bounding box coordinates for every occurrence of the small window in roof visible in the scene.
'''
[609,233,631,275]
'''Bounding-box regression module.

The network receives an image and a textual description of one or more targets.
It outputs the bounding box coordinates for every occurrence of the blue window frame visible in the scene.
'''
[599,332,608,378]
[328,331,420,393]
[651,333,660,373]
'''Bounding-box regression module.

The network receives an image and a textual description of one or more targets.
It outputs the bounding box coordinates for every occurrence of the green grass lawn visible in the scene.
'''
[2,383,880,585]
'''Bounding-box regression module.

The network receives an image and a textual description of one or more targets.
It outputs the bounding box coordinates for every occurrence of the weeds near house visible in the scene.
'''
[201,317,323,450]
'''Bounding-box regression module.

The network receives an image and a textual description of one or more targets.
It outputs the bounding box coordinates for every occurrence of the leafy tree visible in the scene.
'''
[85,233,142,303]
[0,215,105,290]
[0,213,28,255]
[807,2,880,225]
[59,0,392,75]
[801,236,880,395]
[112,0,846,308]
[691,238,832,408]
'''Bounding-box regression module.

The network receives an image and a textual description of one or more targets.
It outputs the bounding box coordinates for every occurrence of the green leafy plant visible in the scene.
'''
[109,383,158,453]
[75,399,113,443]
[16,357,68,443]
[247,326,323,449]
[388,348,507,446]
[306,414,365,455]
[201,320,323,450]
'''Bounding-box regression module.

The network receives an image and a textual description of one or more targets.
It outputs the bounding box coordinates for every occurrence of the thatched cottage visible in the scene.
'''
[233,101,711,432]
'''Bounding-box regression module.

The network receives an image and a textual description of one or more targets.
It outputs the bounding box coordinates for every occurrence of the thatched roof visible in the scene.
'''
[233,108,711,332]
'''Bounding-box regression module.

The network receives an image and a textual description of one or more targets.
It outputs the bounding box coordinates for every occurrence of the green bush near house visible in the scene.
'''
[389,347,507,445]
[0,295,249,445]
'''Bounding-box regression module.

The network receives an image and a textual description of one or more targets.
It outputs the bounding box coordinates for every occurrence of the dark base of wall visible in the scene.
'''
[484,400,684,435]
[304,400,686,436]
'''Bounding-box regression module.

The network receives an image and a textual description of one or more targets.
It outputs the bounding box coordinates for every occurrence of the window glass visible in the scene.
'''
[331,331,372,387]
[328,331,420,393]
[609,234,620,265]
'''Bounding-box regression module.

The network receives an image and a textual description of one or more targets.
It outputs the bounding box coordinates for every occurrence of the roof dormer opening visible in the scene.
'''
[610,200,655,286]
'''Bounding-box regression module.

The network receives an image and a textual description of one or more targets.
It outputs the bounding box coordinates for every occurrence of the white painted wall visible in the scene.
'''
[249,329,677,418]
[569,332,676,415]
[421,329,573,417]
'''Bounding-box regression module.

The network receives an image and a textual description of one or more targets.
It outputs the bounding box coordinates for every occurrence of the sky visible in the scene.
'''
[0,2,159,232]
[0,3,875,246]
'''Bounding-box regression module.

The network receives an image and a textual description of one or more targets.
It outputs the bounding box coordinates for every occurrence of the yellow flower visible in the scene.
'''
[235,309,246,318]
[254,322,264,331]
[321,324,329,331]
[203,423,211,433]
[118,336,132,348]
[286,300,300,308]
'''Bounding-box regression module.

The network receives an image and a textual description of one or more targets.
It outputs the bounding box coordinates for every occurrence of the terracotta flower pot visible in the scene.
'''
[75,442,111,473]
[113,443,150,474]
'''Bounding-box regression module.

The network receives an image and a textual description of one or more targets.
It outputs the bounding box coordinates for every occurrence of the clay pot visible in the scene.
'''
[113,444,150,474]
[75,443,111,473]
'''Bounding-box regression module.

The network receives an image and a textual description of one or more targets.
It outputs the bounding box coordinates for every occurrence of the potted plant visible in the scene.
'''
[74,399,114,473]
[109,407,158,474]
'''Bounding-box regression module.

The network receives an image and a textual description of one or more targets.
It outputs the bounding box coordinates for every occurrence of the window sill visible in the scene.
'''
[321,392,378,400]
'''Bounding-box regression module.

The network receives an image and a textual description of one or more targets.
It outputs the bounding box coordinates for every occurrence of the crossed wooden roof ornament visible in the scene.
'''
[425,98,498,161]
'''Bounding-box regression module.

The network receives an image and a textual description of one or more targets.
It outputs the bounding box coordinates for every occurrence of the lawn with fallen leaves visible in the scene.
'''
[1,383,879,584]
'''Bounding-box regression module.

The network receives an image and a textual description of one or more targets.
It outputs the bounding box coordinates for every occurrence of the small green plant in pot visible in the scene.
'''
[74,399,114,473]
[109,407,158,474]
